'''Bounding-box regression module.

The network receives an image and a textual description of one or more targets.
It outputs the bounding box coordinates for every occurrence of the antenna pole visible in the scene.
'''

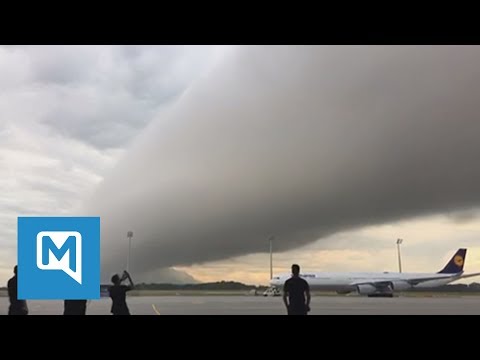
[269,236,274,280]
[396,238,403,273]
[127,231,133,273]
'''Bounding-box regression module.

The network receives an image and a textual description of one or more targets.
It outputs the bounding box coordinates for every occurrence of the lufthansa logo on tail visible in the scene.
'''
[454,255,464,267]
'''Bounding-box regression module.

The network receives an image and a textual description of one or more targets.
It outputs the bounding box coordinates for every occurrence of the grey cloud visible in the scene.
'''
[2,46,218,149]
[27,45,101,85]
[0,46,31,91]
[0,46,219,282]
[58,45,215,149]
[116,45,216,102]
[81,45,480,279]
[0,123,121,276]
[39,87,158,149]
[445,209,480,224]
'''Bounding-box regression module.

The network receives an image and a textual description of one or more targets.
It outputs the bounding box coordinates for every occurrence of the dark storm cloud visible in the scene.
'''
[80,45,480,278]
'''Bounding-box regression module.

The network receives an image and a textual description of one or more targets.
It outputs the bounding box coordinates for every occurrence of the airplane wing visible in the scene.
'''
[402,275,458,286]
[405,272,480,284]
[350,274,456,288]
[348,279,391,289]
[457,272,480,280]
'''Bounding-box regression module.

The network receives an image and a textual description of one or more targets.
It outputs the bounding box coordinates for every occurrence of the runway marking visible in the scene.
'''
[152,304,161,315]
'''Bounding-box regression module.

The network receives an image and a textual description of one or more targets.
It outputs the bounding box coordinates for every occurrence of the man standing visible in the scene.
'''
[283,264,311,315]
[109,270,134,315]
[7,265,28,315]
[63,300,87,315]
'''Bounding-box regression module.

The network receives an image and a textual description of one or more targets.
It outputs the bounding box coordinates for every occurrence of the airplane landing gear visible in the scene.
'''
[368,293,394,298]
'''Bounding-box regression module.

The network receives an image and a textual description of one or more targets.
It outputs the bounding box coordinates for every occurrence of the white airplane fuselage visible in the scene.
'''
[268,249,479,296]
[270,271,462,293]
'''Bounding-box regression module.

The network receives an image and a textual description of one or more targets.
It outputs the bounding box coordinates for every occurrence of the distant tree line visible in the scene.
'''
[5,282,480,292]
[131,281,267,291]
[131,282,480,292]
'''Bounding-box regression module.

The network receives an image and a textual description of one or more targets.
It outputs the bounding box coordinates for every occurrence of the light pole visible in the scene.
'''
[396,238,403,273]
[269,235,274,280]
[127,231,133,273]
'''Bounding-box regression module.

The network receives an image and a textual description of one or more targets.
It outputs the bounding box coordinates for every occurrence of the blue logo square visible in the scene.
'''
[18,217,100,300]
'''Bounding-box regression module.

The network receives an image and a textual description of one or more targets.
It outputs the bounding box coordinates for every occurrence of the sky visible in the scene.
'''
[2,45,480,286]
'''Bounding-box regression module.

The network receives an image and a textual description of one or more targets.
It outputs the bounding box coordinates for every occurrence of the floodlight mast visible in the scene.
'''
[127,231,133,273]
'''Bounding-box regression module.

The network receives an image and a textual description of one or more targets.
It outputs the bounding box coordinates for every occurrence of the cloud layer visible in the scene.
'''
[0,45,219,283]
[81,45,480,279]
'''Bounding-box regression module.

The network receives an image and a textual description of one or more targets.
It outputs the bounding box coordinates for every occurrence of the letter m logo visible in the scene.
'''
[37,231,82,284]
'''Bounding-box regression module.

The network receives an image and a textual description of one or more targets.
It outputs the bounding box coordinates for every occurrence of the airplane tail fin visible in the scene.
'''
[437,248,466,274]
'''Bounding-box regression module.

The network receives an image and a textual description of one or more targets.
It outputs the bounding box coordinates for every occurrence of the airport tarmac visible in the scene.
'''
[1,295,480,315]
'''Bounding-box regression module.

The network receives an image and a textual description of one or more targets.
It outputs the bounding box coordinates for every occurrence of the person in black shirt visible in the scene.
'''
[283,264,311,315]
[7,265,28,315]
[109,270,134,315]
[63,300,87,315]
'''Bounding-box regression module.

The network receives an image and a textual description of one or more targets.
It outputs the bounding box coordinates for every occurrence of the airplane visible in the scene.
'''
[268,248,480,297]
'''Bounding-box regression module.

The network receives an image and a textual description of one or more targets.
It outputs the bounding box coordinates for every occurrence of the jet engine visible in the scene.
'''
[389,281,412,291]
[356,284,377,295]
